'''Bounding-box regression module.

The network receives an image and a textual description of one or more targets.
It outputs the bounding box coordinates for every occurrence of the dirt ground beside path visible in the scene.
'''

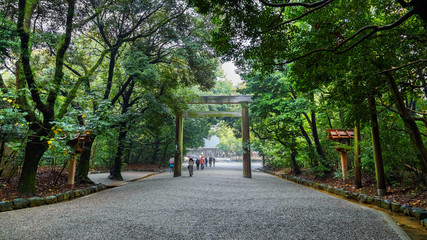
[1,167,90,201]
[274,168,427,210]
[1,163,166,201]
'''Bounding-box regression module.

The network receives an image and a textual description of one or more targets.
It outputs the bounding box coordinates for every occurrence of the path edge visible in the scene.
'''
[260,168,427,231]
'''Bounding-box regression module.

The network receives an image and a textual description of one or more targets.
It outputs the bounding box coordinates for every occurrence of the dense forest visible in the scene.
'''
[189,0,427,197]
[0,0,426,201]
[0,0,225,196]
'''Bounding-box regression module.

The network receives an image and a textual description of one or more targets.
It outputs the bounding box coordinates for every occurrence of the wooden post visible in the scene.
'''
[241,103,251,178]
[174,114,183,177]
[179,114,184,174]
[354,123,362,188]
[67,156,77,188]
[339,150,349,180]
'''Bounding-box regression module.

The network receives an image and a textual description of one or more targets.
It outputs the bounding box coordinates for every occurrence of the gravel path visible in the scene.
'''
[0,162,408,239]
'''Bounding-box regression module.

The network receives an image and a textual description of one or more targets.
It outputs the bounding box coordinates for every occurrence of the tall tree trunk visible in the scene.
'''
[386,72,427,173]
[327,115,333,129]
[290,147,301,175]
[17,135,48,196]
[262,154,265,167]
[354,122,362,189]
[368,95,386,196]
[75,139,95,184]
[109,125,127,180]
[103,47,118,100]
[0,73,5,88]
[109,79,134,180]
[310,110,328,167]
[421,71,427,99]
[17,0,76,196]
[299,124,318,167]
[291,88,327,167]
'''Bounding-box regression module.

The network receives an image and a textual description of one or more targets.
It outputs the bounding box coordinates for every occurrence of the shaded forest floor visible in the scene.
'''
[0,163,166,202]
[274,168,427,210]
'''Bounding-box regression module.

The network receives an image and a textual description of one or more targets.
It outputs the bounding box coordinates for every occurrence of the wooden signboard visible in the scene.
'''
[325,129,354,180]
[326,129,354,141]
[66,131,92,188]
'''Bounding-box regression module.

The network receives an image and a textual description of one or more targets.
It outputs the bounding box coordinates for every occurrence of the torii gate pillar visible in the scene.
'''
[174,113,183,177]
[175,95,253,178]
[241,102,251,178]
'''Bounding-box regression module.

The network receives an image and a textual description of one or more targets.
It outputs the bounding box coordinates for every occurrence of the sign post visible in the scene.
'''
[67,130,92,188]
[326,129,354,180]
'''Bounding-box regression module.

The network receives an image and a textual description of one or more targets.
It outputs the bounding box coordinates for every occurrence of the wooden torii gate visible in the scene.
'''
[174,95,253,178]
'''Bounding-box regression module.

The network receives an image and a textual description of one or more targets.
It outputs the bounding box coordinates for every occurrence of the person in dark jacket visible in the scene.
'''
[188,158,194,177]
[196,158,200,170]
[209,156,215,167]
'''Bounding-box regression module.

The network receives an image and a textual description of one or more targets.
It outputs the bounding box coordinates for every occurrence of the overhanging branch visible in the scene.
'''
[376,59,427,75]
[264,0,335,32]
[271,8,416,65]
[259,0,335,8]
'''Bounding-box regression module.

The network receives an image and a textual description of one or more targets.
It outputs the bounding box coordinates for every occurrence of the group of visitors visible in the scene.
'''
[194,156,215,170]
[169,156,216,177]
[187,155,215,177]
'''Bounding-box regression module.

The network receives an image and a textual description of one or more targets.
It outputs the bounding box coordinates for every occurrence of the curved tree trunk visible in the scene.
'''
[386,72,427,174]
[299,124,318,167]
[310,110,328,167]
[291,89,327,169]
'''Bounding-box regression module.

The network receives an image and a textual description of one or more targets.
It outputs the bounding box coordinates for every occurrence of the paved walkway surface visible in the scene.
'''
[88,171,159,187]
[0,162,409,239]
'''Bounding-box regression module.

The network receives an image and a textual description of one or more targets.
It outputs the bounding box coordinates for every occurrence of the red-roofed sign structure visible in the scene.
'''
[326,129,354,180]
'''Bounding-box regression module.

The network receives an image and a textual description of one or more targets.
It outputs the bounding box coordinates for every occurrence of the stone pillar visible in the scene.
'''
[174,114,183,177]
[241,103,251,178]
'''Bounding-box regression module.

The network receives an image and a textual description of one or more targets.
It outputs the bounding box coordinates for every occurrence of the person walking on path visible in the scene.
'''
[204,157,208,168]
[196,158,200,170]
[200,157,205,170]
[209,156,215,167]
[208,156,212,167]
[188,158,194,177]
[169,158,174,173]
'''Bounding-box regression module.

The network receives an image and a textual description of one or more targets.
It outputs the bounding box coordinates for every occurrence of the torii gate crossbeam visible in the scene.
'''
[174,95,252,178]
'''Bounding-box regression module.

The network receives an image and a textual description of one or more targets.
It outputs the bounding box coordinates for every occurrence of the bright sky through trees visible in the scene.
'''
[221,61,242,86]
